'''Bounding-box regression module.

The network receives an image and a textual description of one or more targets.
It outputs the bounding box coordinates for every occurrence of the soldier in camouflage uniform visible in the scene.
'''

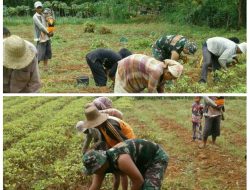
[83,139,169,190]
[152,35,197,62]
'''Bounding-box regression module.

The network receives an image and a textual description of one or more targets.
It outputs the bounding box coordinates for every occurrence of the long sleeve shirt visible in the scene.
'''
[33,12,49,42]
[207,37,237,69]
[203,96,222,117]
[3,41,41,93]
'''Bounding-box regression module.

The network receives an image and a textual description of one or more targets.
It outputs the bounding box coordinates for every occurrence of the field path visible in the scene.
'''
[156,117,246,190]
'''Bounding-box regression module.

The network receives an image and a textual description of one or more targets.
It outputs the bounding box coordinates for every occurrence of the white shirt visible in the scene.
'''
[207,37,237,69]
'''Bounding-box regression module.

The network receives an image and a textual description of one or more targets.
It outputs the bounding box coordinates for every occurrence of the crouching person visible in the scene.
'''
[3,35,41,93]
[114,54,183,93]
[83,139,169,190]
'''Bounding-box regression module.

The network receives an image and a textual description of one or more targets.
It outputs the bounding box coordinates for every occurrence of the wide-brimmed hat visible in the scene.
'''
[82,106,108,129]
[4,35,36,69]
[34,1,43,8]
[164,59,183,78]
[83,150,107,175]
[75,121,88,133]
[237,42,247,54]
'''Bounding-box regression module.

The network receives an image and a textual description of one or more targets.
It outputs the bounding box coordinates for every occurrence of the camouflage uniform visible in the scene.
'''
[152,35,189,61]
[107,139,168,190]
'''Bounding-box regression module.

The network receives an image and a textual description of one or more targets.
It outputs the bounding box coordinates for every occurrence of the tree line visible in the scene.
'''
[3,0,246,29]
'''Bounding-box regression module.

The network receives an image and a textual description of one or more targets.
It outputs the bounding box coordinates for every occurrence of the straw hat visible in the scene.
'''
[164,59,183,78]
[75,121,88,133]
[4,35,36,69]
[82,106,108,129]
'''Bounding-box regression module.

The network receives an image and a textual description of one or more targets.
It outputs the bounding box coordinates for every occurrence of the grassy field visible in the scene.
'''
[4,17,247,93]
[3,97,246,189]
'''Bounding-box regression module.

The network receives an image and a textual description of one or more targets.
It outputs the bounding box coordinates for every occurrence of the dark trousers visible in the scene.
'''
[203,116,221,139]
[86,57,107,86]
[200,44,221,82]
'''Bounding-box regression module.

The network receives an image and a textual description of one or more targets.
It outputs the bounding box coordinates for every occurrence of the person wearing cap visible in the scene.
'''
[152,34,197,63]
[199,37,247,83]
[83,139,169,190]
[191,97,204,141]
[85,48,132,86]
[92,97,123,119]
[3,35,41,93]
[82,105,136,190]
[33,1,53,71]
[114,54,183,93]
[199,97,225,149]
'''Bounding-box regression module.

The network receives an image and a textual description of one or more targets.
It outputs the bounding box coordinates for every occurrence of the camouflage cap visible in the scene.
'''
[83,150,107,175]
[184,41,197,55]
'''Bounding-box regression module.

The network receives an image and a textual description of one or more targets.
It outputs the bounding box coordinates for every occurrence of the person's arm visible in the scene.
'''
[113,172,121,190]
[89,174,105,190]
[83,134,93,153]
[25,57,41,93]
[218,48,235,70]
[117,154,144,190]
[203,97,217,108]
[170,51,180,61]
[33,15,49,34]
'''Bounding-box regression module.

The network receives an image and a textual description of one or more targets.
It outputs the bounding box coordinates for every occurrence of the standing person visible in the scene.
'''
[3,35,41,93]
[83,139,169,190]
[85,48,132,86]
[114,54,183,93]
[92,97,123,119]
[33,1,52,71]
[199,37,247,83]
[199,97,225,148]
[191,97,204,141]
[152,34,197,62]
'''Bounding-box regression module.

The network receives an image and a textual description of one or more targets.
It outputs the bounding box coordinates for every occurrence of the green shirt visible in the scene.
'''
[155,35,188,57]
[106,139,168,174]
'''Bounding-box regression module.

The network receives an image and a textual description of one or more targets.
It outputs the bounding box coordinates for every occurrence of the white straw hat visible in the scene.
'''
[238,42,247,54]
[164,59,183,78]
[3,35,36,69]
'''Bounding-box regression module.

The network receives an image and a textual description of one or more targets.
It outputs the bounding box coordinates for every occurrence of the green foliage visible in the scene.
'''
[84,21,96,33]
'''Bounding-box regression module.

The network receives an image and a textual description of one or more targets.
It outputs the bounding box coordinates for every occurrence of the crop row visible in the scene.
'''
[3,97,78,150]
[4,97,93,189]
[3,97,58,123]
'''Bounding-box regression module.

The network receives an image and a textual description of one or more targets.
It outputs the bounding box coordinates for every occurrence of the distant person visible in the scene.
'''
[33,1,53,71]
[191,96,204,141]
[199,97,225,148]
[152,34,197,63]
[92,97,123,119]
[114,54,183,93]
[3,26,11,38]
[83,139,169,190]
[3,35,41,93]
[199,37,247,83]
[86,48,132,86]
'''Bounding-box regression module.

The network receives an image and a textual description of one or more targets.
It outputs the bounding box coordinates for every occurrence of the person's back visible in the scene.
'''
[106,139,168,174]
[116,54,165,93]
[3,36,41,93]
[207,37,236,56]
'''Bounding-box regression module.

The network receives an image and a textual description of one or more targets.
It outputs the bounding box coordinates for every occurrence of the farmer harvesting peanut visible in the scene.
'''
[83,139,169,190]
[85,48,132,87]
[79,105,136,190]
[114,54,183,93]
[152,34,197,63]
[199,37,247,83]
[199,96,225,149]
[3,35,41,93]
[33,1,53,71]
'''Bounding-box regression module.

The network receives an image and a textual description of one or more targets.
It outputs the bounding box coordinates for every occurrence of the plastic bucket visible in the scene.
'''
[76,76,89,86]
